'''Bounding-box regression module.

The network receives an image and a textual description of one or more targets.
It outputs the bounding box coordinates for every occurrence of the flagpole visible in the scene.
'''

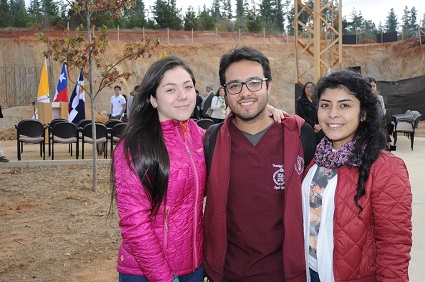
[32,101,36,118]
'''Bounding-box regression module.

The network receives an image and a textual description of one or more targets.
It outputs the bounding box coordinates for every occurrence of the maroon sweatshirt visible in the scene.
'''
[204,112,308,282]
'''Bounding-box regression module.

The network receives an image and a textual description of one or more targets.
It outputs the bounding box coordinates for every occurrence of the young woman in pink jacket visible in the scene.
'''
[302,70,412,281]
[110,56,206,282]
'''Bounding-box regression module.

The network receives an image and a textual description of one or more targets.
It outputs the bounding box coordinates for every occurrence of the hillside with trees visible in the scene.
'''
[0,0,423,41]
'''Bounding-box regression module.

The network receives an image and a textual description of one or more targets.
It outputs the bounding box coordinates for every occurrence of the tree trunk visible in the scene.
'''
[86,5,98,192]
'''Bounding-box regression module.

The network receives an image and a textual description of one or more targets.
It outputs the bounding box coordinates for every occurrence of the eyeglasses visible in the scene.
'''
[223,78,269,95]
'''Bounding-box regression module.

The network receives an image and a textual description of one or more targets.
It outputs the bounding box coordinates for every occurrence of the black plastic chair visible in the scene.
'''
[196,118,214,129]
[105,119,124,142]
[77,119,92,133]
[47,118,68,156]
[110,122,126,154]
[76,119,93,146]
[105,119,123,130]
[15,119,46,161]
[81,123,108,159]
[393,112,422,150]
[51,122,79,160]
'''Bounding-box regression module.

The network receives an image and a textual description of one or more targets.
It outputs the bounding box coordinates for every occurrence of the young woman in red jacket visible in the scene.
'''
[302,70,412,281]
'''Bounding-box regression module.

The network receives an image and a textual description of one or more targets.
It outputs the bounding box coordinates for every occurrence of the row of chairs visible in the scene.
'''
[392,110,422,150]
[15,118,126,161]
[16,117,217,160]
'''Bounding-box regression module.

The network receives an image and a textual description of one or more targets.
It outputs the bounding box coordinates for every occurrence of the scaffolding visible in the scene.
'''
[294,0,343,84]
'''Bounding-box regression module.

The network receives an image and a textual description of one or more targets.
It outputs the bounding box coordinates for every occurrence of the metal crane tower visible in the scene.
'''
[294,0,343,84]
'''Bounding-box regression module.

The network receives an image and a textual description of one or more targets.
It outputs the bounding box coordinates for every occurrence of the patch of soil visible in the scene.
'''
[0,164,119,281]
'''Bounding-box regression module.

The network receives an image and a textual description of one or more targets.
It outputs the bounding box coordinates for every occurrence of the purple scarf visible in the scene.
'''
[314,136,364,169]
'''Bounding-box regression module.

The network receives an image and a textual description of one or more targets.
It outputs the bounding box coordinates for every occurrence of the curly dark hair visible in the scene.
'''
[316,70,387,213]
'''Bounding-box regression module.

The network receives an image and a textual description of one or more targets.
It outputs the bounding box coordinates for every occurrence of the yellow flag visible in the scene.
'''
[37,59,50,103]
[159,51,167,59]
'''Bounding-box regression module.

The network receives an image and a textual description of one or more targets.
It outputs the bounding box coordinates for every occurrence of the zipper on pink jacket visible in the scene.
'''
[177,123,200,268]
[164,205,170,249]
[185,142,200,268]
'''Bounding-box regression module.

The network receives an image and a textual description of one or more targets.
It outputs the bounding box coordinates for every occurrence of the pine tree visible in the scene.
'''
[409,7,418,37]
[235,0,245,30]
[286,0,294,35]
[41,0,61,28]
[125,0,147,29]
[27,0,43,26]
[153,0,182,30]
[275,0,285,32]
[0,0,13,27]
[183,6,198,30]
[385,8,398,33]
[246,0,263,32]
[260,0,276,32]
[222,0,232,20]
[401,6,410,37]
[196,6,215,30]
[10,0,29,27]
[211,0,221,21]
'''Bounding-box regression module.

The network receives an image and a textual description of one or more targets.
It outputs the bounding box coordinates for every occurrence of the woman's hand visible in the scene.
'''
[266,104,286,123]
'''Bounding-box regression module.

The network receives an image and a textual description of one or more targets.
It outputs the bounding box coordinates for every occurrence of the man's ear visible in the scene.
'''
[267,80,272,95]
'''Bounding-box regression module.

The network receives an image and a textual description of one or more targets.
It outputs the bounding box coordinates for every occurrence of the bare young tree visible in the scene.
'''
[39,0,159,191]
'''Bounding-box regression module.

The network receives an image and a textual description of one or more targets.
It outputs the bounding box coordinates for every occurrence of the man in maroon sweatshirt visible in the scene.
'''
[203,46,315,282]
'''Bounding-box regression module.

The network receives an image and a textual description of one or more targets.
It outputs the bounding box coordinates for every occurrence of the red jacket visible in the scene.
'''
[203,113,308,282]
[306,151,412,281]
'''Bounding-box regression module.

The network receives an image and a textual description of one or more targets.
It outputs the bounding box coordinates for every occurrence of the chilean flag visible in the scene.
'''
[53,62,68,102]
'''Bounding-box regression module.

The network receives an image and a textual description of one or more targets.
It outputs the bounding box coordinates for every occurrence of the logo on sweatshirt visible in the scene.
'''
[273,164,285,190]
[295,156,304,175]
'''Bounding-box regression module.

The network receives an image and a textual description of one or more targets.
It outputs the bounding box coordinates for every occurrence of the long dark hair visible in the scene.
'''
[301,81,315,99]
[316,70,386,213]
[110,56,196,215]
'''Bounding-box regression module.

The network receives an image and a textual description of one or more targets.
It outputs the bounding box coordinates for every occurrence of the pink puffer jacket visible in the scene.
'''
[114,119,206,281]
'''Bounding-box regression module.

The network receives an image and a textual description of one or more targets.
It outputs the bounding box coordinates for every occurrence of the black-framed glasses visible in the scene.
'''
[223,78,269,95]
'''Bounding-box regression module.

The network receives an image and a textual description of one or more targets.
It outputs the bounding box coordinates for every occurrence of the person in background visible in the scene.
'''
[0,106,8,162]
[121,94,128,122]
[191,89,203,120]
[366,77,385,117]
[296,81,324,144]
[302,70,412,281]
[126,85,139,119]
[201,83,214,118]
[366,76,393,149]
[110,56,206,282]
[209,87,227,124]
[203,46,315,282]
[110,85,126,120]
